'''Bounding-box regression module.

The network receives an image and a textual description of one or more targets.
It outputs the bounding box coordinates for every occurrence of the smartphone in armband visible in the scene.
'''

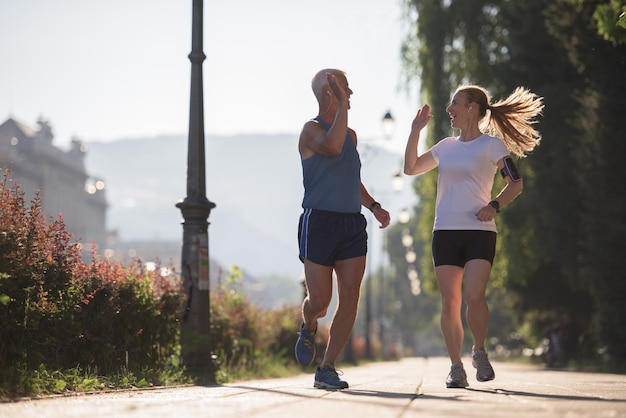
[500,156,522,182]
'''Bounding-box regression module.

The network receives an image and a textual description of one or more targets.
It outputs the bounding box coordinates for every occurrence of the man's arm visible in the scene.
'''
[299,73,350,158]
[360,183,391,229]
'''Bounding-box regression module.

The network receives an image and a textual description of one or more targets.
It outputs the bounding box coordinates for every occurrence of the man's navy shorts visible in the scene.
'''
[432,229,497,267]
[298,208,367,266]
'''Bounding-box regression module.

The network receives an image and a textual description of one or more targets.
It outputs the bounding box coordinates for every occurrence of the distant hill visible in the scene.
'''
[84,133,415,280]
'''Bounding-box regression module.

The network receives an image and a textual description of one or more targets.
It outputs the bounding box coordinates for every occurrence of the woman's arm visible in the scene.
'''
[404,104,438,175]
[475,156,524,221]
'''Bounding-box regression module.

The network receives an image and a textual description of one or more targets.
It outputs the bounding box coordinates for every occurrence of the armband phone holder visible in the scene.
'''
[500,156,522,182]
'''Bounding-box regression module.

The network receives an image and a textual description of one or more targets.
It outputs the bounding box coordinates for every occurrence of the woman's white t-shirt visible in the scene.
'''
[430,134,510,232]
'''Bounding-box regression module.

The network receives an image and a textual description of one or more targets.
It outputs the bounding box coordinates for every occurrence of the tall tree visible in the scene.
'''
[544,0,626,362]
[493,0,593,323]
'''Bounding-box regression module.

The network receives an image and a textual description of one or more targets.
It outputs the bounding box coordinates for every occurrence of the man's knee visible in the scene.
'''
[337,279,361,302]
[305,296,329,318]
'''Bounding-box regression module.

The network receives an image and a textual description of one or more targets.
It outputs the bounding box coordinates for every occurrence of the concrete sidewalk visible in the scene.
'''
[2,356,625,417]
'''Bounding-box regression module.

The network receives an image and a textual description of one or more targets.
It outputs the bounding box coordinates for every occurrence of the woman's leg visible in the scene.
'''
[463,259,492,350]
[435,265,465,364]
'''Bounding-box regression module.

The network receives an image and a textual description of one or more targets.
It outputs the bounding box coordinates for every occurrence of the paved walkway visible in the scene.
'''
[2,357,625,417]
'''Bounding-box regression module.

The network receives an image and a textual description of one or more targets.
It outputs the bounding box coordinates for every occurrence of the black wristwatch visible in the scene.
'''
[488,200,500,213]
[369,201,381,212]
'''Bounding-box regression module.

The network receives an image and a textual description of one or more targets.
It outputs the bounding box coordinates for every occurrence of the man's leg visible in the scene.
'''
[321,255,366,366]
[302,260,334,331]
[296,259,334,366]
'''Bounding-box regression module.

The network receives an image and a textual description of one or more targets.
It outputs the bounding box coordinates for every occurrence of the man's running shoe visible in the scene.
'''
[314,365,349,389]
[472,348,496,382]
[446,362,469,388]
[295,323,316,366]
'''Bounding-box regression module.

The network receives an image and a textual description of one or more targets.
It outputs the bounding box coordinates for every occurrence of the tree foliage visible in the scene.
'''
[585,0,626,44]
[399,0,626,366]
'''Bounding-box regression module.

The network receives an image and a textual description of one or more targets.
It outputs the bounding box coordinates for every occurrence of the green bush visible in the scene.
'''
[67,256,184,374]
[209,266,302,382]
[0,170,184,378]
[0,169,305,395]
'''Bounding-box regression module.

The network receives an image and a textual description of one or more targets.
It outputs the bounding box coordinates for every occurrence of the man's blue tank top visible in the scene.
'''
[301,118,362,213]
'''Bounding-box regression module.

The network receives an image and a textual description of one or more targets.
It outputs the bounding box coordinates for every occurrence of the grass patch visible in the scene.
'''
[0,364,192,400]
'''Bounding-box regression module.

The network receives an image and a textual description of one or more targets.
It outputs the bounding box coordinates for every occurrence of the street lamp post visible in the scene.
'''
[364,214,374,359]
[176,0,216,370]
[378,170,404,358]
[363,110,397,359]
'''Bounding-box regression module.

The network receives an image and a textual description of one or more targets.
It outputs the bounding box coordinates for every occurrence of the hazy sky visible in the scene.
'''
[0,0,421,153]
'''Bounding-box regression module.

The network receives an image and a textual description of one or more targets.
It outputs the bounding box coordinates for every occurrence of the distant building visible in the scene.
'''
[0,116,107,254]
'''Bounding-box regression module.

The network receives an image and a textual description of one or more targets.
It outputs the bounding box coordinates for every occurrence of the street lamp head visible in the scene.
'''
[405,248,417,263]
[402,233,414,248]
[391,168,404,191]
[382,110,395,140]
[398,208,411,224]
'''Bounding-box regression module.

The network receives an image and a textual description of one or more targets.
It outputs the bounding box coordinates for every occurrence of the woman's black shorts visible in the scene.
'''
[432,230,497,267]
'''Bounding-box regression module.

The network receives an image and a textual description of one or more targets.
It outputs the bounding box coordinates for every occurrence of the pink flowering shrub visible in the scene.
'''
[0,170,184,375]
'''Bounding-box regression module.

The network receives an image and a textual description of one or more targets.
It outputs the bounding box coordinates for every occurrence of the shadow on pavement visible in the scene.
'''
[466,387,626,403]
[341,389,417,400]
